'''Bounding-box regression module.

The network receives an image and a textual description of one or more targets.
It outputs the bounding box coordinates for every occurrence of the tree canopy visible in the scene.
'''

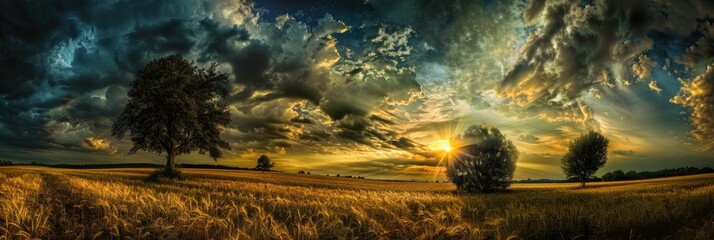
[446,125,519,193]
[112,54,231,176]
[561,131,609,187]
[256,155,274,171]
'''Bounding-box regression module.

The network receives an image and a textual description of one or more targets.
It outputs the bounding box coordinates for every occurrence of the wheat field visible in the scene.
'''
[0,166,712,240]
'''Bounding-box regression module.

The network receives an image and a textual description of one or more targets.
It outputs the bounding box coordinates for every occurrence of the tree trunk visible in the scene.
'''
[165,151,176,175]
[581,181,585,188]
[164,139,178,177]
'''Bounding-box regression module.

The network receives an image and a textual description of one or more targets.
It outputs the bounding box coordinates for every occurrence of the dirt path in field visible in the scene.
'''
[37,173,109,239]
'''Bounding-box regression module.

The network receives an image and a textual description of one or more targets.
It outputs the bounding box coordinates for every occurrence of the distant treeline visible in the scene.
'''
[0,161,278,171]
[514,166,714,183]
[179,164,274,171]
[514,179,569,183]
[601,167,714,181]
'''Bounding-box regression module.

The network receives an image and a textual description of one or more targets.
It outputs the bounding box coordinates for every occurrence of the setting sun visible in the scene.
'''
[430,140,454,153]
[442,143,453,152]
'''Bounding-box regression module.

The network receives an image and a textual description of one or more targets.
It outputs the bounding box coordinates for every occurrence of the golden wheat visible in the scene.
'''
[0,172,49,240]
[0,167,712,239]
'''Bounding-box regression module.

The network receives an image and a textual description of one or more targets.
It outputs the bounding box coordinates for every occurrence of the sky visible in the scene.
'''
[1,0,713,180]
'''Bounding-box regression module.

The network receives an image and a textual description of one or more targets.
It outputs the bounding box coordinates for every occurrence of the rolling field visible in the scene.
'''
[1,166,713,239]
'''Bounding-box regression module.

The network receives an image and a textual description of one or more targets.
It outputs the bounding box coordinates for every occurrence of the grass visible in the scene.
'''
[0,166,712,239]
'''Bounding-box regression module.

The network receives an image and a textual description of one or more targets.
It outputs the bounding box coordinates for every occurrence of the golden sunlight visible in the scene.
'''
[442,142,453,152]
[430,139,454,153]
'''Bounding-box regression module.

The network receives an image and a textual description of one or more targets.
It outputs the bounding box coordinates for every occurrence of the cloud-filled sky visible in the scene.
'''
[1,0,713,180]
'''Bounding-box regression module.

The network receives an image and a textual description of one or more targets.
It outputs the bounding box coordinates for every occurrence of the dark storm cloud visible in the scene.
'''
[230,114,293,141]
[335,115,372,145]
[0,100,53,149]
[523,0,545,23]
[0,0,96,149]
[677,21,714,68]
[369,115,396,125]
[298,130,330,142]
[122,19,198,71]
[0,0,209,151]
[0,0,92,98]
[197,18,269,99]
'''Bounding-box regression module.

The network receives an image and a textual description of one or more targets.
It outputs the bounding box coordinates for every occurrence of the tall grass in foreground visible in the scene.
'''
[0,172,49,239]
[0,167,712,239]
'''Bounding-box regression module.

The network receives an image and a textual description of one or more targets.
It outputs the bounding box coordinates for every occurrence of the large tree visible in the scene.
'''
[561,131,609,187]
[446,125,519,193]
[112,54,231,176]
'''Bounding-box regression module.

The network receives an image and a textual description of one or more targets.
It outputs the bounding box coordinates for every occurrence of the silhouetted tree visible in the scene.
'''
[561,131,609,187]
[446,125,519,193]
[112,54,231,177]
[256,155,274,171]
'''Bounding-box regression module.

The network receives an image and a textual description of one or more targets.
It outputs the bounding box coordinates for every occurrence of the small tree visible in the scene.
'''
[256,155,274,171]
[112,54,231,177]
[561,131,609,187]
[446,125,519,193]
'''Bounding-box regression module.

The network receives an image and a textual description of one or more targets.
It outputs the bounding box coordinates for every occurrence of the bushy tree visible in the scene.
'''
[256,155,274,171]
[561,131,609,187]
[112,54,231,177]
[446,125,519,193]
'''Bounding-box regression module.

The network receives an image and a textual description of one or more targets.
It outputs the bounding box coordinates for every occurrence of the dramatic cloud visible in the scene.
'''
[671,64,714,151]
[83,137,117,155]
[1,0,713,179]
[498,0,662,124]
